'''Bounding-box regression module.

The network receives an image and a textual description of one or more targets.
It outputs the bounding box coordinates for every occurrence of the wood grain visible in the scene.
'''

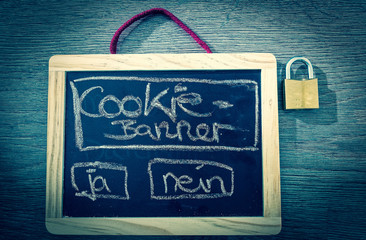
[1,0,366,239]
[46,71,65,219]
[46,217,281,235]
[262,65,281,218]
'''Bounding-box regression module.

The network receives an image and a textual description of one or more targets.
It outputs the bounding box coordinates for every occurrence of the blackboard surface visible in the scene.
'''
[46,53,280,235]
[63,70,263,217]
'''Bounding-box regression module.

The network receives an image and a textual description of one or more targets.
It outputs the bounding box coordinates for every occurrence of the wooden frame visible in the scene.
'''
[46,53,281,235]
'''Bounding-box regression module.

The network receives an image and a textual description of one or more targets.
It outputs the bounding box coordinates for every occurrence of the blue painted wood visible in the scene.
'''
[1,0,366,239]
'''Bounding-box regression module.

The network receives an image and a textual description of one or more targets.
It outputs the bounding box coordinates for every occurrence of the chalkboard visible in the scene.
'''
[46,53,281,235]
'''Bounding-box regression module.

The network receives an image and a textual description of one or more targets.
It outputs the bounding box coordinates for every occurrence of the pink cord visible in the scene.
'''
[110,8,212,54]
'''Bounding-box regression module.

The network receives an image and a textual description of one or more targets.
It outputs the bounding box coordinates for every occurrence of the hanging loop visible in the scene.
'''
[110,8,212,54]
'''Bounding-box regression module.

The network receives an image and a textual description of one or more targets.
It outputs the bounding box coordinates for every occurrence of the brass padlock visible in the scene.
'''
[284,57,319,109]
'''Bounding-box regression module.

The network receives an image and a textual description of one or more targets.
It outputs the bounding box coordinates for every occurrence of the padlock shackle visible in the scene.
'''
[286,57,314,79]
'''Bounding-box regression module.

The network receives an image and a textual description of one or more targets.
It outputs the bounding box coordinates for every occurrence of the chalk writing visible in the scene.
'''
[148,158,234,200]
[212,100,234,109]
[73,82,213,122]
[71,161,129,201]
[70,76,259,152]
[105,120,239,143]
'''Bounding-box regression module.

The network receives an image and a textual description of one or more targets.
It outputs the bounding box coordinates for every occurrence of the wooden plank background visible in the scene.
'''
[0,0,365,239]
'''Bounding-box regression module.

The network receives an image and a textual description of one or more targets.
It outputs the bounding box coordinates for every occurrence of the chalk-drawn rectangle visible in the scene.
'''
[148,158,234,200]
[68,75,260,152]
[70,161,129,202]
